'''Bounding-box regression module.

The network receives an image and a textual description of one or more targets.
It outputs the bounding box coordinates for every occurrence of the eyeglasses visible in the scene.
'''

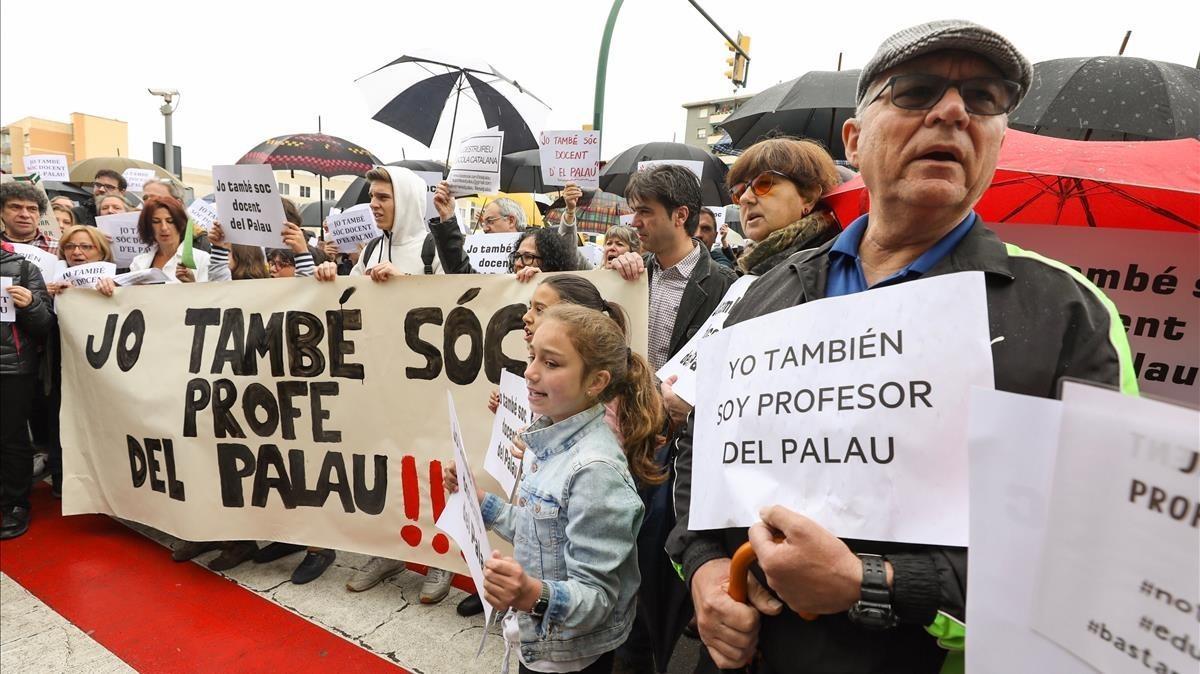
[483,215,511,227]
[268,258,294,268]
[62,243,97,252]
[92,182,120,192]
[868,74,1021,116]
[509,251,543,266]
[729,170,793,202]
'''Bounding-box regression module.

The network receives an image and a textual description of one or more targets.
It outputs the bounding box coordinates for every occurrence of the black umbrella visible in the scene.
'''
[718,69,860,158]
[237,132,382,178]
[1010,56,1200,141]
[42,181,92,202]
[333,159,448,210]
[500,149,546,193]
[299,200,335,228]
[600,142,731,206]
[357,52,550,160]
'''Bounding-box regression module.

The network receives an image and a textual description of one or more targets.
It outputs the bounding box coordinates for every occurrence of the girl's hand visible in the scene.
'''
[509,436,526,461]
[488,388,500,414]
[483,552,542,613]
[209,221,227,248]
[442,462,485,505]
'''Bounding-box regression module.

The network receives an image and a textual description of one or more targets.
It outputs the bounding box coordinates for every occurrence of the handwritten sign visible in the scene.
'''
[539,130,600,189]
[122,168,157,193]
[658,275,756,405]
[0,277,12,323]
[483,370,532,497]
[22,154,69,182]
[637,159,704,183]
[447,131,503,197]
[97,212,150,267]
[1031,382,1199,674]
[689,272,994,545]
[327,206,379,253]
[212,164,287,248]
[10,243,60,281]
[186,200,219,233]
[464,233,519,274]
[54,261,116,288]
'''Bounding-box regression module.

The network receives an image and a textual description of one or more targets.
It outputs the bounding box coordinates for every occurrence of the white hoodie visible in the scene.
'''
[350,167,443,276]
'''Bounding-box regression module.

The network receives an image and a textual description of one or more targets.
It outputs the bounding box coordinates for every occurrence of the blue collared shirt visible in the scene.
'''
[825,211,978,297]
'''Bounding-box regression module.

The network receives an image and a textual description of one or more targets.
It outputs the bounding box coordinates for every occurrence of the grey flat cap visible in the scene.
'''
[856,19,1032,106]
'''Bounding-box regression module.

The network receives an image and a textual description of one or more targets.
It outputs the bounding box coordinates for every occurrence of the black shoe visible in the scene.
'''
[208,541,259,572]
[0,507,30,540]
[171,540,221,562]
[456,594,484,617]
[291,549,336,585]
[253,542,306,564]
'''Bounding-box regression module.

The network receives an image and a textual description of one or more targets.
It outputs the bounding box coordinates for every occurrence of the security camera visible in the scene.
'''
[147,88,178,98]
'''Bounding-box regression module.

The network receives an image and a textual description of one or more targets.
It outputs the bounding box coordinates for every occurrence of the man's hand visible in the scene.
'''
[434,181,456,222]
[691,557,782,669]
[606,251,645,281]
[281,223,307,254]
[314,261,339,282]
[208,221,227,248]
[661,375,693,426]
[748,505,868,616]
[368,262,402,283]
[483,552,541,613]
[5,284,33,308]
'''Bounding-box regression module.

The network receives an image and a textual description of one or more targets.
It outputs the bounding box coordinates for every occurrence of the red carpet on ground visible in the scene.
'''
[0,485,407,673]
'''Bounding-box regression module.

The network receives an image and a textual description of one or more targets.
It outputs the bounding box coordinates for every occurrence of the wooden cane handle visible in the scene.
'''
[727,541,817,620]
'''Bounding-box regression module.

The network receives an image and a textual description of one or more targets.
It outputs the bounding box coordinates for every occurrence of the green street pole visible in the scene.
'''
[593,0,626,150]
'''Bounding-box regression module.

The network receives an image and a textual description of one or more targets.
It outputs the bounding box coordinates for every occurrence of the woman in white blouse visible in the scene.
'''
[128,196,211,282]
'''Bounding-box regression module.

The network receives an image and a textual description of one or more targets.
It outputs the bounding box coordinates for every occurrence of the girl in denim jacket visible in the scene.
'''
[446,304,664,673]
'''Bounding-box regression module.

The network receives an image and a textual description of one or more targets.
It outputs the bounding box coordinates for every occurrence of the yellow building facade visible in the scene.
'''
[0,113,129,174]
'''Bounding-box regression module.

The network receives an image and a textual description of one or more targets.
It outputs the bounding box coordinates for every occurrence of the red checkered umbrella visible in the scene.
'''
[236,133,382,178]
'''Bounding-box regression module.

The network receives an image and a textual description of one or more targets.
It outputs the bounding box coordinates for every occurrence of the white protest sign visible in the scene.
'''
[22,154,70,182]
[212,164,287,248]
[435,391,496,633]
[96,212,150,267]
[992,224,1199,407]
[0,277,13,323]
[413,170,443,223]
[705,206,727,230]
[465,233,520,274]
[689,272,994,545]
[186,200,219,233]
[54,261,116,288]
[637,159,704,183]
[122,168,156,193]
[579,243,604,269]
[483,370,532,498]
[327,208,379,254]
[10,243,60,281]
[538,130,601,189]
[447,131,503,197]
[1031,382,1199,674]
[658,275,756,405]
[965,388,1093,674]
[618,214,634,228]
[113,268,170,286]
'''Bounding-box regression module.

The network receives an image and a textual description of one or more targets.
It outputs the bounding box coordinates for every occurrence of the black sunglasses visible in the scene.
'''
[868,74,1021,116]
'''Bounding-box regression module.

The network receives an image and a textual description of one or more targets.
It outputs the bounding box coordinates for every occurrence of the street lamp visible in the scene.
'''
[148,89,179,177]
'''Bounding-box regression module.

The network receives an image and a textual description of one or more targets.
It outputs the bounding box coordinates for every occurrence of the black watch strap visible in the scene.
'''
[529,583,551,618]
[848,554,896,630]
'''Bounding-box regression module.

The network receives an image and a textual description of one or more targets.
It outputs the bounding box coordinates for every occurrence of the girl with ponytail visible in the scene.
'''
[444,304,661,672]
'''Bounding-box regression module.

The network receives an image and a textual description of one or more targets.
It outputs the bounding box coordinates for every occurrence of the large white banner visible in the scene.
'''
[689,272,994,546]
[57,271,646,574]
[992,224,1199,406]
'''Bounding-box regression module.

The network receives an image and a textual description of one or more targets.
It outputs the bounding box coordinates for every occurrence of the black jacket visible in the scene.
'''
[666,221,1134,673]
[428,216,477,274]
[1,249,55,375]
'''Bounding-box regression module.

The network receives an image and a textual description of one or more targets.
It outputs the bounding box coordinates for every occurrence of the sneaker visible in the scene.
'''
[31,453,48,481]
[0,507,30,540]
[254,542,306,564]
[171,540,220,562]
[456,593,484,617]
[208,541,259,572]
[420,567,453,604]
[346,557,405,592]
[291,549,336,585]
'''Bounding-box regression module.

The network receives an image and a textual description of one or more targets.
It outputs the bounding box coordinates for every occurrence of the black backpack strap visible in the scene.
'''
[361,236,381,267]
[422,233,436,275]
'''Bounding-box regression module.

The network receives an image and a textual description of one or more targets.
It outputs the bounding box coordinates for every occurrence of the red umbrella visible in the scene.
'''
[824,130,1200,233]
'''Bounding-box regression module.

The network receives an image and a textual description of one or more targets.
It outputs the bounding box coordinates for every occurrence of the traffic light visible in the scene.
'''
[724,33,751,87]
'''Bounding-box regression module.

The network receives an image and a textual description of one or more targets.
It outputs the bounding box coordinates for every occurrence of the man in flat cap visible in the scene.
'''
[666,20,1137,673]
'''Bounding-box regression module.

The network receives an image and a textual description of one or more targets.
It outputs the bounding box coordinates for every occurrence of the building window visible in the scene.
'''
[300,186,311,198]
[698,107,709,118]
[324,189,335,200]
[696,128,707,140]
[278,183,290,195]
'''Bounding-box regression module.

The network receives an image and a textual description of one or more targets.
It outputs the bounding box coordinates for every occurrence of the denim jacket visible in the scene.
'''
[480,404,644,663]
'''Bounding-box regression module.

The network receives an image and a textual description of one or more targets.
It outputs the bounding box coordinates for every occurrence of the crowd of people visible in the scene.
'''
[0,19,1139,674]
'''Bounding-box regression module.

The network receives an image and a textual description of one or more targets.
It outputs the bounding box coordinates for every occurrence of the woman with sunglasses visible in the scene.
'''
[726,137,842,276]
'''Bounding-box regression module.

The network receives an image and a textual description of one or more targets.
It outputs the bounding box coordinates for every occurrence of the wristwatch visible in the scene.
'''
[847,554,896,630]
[528,583,551,618]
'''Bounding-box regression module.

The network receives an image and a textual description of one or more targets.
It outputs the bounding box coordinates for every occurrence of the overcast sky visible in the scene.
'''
[2,1,1196,171]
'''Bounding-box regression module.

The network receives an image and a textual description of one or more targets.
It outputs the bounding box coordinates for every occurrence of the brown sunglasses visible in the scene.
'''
[729,170,793,202]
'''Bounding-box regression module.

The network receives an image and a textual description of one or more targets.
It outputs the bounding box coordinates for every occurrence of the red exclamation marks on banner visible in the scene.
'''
[398,454,451,555]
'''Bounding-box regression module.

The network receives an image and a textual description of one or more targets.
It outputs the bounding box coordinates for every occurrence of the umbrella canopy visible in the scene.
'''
[69,157,179,187]
[599,142,731,206]
[42,181,92,201]
[824,130,1200,232]
[500,149,546,194]
[543,190,633,234]
[718,69,860,158]
[237,133,382,178]
[333,159,448,210]
[1010,57,1200,141]
[299,200,336,228]
[357,51,550,157]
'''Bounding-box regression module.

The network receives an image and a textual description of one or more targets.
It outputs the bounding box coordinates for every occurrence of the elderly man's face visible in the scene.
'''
[845,51,1007,217]
[2,198,41,238]
[142,182,172,199]
[481,202,517,233]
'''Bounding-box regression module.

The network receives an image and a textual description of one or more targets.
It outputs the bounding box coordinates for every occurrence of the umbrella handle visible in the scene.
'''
[728,541,817,620]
